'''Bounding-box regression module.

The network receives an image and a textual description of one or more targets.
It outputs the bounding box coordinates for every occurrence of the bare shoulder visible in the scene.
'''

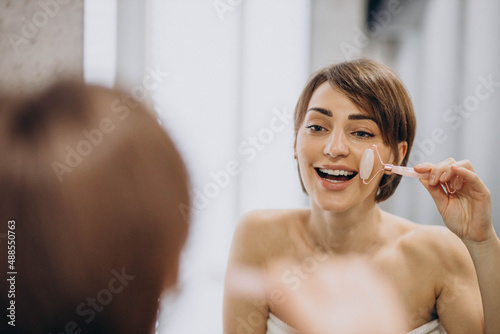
[384,214,482,331]
[235,208,309,235]
[392,215,473,274]
[229,209,308,266]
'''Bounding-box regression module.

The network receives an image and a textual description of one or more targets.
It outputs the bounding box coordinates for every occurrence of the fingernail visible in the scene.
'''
[430,175,436,185]
[453,176,463,190]
[439,172,447,182]
[415,163,423,168]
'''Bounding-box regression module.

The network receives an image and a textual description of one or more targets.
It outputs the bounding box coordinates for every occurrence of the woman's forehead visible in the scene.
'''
[306,82,370,118]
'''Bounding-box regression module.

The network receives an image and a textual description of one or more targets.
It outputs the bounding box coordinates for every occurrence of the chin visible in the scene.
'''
[306,187,355,212]
[320,198,357,213]
[306,181,377,214]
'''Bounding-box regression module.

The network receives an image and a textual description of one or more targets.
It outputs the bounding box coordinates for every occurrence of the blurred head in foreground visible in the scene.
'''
[0,81,190,333]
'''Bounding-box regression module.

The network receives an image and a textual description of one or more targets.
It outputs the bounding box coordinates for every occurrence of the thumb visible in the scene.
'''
[419,178,449,214]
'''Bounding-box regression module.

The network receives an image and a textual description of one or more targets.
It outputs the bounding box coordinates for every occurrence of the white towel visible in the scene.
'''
[266,312,447,334]
[407,319,447,334]
[266,313,297,334]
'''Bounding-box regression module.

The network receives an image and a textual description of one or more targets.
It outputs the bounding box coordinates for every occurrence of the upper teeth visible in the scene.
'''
[319,168,354,176]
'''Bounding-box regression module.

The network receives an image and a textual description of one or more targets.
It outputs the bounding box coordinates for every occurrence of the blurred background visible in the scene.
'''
[1,0,499,333]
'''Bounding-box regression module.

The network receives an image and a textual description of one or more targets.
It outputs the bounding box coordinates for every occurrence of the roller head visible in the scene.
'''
[360,148,374,180]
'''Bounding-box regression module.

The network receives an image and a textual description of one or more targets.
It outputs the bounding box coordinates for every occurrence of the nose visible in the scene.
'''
[323,130,349,158]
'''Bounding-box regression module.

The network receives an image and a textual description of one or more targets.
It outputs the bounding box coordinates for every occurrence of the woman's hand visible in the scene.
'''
[414,159,493,244]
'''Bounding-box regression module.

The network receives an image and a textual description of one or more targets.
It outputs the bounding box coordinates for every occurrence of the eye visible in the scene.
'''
[353,131,374,138]
[305,124,326,132]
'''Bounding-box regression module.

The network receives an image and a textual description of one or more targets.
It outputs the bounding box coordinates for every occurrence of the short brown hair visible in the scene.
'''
[0,81,190,333]
[294,59,416,202]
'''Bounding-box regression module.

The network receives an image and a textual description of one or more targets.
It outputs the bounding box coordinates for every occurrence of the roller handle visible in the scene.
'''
[390,166,430,179]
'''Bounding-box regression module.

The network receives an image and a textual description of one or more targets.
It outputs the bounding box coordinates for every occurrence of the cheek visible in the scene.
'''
[381,149,396,165]
[296,143,310,173]
[295,135,310,172]
[296,132,320,159]
[296,140,315,172]
[295,135,321,191]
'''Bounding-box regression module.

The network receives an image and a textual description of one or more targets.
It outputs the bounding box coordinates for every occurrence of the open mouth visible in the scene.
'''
[315,168,358,183]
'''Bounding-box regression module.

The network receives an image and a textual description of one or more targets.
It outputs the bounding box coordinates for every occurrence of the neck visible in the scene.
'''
[306,201,384,254]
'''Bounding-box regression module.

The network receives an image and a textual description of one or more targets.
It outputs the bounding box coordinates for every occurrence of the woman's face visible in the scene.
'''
[295,82,405,212]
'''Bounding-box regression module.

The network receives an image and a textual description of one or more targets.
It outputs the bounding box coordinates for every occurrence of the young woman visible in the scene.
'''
[223,59,500,333]
[0,81,190,333]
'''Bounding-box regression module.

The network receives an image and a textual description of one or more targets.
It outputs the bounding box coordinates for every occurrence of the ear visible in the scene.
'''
[396,141,408,165]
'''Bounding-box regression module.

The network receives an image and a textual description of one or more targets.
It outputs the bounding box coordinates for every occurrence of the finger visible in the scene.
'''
[451,174,463,191]
[420,177,449,213]
[450,165,489,195]
[452,159,475,173]
[447,160,472,191]
[437,158,457,184]
[427,158,456,186]
[414,162,434,173]
[420,179,450,215]
[438,160,473,191]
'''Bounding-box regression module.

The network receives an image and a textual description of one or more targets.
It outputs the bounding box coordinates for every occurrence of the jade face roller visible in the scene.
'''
[360,144,456,194]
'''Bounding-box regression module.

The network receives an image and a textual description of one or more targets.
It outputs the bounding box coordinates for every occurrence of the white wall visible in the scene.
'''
[310,0,367,71]
[148,1,310,333]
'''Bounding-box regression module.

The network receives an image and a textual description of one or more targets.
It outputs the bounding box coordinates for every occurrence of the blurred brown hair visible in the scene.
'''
[294,59,416,202]
[0,81,190,333]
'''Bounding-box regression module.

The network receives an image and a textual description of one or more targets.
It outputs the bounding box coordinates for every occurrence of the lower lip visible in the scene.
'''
[315,170,356,191]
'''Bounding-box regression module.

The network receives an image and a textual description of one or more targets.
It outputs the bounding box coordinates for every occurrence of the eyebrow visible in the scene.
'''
[307,107,376,122]
[347,114,377,122]
[307,107,332,117]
